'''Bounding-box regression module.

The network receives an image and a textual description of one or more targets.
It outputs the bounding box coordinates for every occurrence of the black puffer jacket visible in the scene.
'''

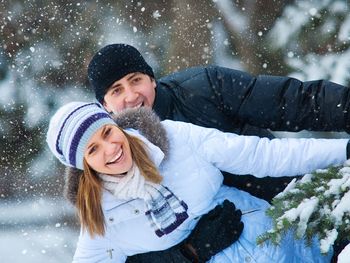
[153,65,350,200]
[155,65,350,134]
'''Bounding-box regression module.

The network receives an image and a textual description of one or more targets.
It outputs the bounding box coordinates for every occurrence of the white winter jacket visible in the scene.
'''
[72,119,347,263]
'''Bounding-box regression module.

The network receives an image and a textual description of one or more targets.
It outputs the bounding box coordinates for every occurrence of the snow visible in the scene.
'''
[340,166,350,175]
[296,198,319,237]
[287,49,350,85]
[276,197,319,237]
[268,2,315,48]
[274,178,297,198]
[212,22,243,70]
[152,10,161,19]
[344,159,350,166]
[330,1,348,13]
[324,174,350,196]
[320,229,338,254]
[0,199,74,224]
[267,0,350,85]
[0,63,15,104]
[0,229,76,262]
[299,173,313,183]
[265,162,350,255]
[0,198,78,262]
[331,191,350,225]
[213,0,247,32]
[277,197,319,237]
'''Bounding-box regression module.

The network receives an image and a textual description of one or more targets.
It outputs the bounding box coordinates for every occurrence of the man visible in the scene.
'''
[88,43,350,200]
[86,43,350,262]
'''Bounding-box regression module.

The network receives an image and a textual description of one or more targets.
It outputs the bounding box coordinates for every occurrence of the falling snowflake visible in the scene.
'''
[152,10,161,19]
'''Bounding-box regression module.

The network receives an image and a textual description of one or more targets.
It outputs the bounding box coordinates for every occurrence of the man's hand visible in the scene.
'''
[183,200,243,262]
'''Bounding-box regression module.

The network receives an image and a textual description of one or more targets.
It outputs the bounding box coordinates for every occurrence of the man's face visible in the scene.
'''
[103,72,156,113]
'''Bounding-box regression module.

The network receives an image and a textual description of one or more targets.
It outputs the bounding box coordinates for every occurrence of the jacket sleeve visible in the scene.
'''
[205,66,350,132]
[170,121,348,178]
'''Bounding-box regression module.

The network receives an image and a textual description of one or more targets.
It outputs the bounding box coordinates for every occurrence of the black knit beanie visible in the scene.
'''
[88,44,155,103]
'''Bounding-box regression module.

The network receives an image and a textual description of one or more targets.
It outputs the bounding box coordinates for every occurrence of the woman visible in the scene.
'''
[47,102,349,262]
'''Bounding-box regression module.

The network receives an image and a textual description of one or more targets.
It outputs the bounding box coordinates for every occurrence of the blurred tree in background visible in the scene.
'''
[0,0,349,261]
[0,0,349,219]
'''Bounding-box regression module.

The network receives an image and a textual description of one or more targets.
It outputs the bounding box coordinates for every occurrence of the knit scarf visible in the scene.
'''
[99,164,188,237]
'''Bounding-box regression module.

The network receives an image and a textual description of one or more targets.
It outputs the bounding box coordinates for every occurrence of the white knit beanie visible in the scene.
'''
[46,102,116,170]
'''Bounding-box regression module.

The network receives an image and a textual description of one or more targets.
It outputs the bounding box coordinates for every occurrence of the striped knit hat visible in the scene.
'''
[46,102,116,170]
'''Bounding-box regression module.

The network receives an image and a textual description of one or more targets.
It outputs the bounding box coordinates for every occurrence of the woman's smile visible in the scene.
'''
[106,147,124,166]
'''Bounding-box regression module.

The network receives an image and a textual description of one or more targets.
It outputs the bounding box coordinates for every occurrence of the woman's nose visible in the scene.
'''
[104,141,116,156]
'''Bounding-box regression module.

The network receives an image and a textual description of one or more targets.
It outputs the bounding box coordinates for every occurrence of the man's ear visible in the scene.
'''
[151,77,156,89]
[103,100,112,113]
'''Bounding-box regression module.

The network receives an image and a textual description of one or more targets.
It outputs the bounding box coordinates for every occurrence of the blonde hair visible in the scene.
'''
[76,131,162,237]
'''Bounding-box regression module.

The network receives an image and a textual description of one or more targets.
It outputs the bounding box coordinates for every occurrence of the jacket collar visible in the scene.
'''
[63,107,169,206]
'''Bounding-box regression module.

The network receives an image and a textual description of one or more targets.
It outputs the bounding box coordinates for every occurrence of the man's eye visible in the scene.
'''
[111,88,121,95]
[132,77,142,83]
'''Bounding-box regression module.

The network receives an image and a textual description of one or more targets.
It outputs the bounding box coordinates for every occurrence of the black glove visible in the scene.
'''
[183,200,243,262]
[126,200,243,263]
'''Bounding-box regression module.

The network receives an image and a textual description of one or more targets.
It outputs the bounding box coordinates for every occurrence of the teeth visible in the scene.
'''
[107,148,122,164]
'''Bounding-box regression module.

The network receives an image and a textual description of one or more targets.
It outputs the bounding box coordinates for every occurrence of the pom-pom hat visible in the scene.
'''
[46,102,116,170]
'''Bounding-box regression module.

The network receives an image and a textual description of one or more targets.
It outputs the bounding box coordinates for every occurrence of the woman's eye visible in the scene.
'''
[89,146,97,155]
[104,128,111,137]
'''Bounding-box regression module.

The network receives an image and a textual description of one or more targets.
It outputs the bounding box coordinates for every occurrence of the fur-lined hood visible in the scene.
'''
[63,107,169,206]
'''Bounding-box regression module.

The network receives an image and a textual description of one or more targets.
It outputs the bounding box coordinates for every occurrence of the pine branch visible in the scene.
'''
[257,162,350,254]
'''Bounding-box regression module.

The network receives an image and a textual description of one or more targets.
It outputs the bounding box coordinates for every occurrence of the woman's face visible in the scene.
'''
[84,124,133,175]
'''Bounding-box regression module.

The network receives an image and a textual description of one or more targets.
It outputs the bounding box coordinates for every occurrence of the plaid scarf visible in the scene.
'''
[99,164,188,237]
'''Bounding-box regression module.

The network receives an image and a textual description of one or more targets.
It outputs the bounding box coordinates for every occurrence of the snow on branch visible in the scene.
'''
[257,162,350,255]
[213,0,247,34]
